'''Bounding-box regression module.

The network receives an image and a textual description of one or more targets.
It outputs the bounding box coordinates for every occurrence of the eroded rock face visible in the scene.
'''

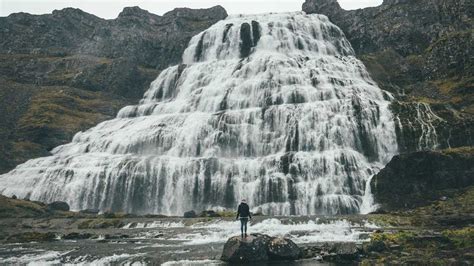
[0,6,227,173]
[221,233,301,262]
[303,0,473,152]
[371,147,474,211]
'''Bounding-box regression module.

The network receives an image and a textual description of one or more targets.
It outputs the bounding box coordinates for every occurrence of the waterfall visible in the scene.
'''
[0,12,398,215]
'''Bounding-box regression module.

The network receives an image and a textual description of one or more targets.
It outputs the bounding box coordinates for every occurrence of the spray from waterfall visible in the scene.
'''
[0,12,398,215]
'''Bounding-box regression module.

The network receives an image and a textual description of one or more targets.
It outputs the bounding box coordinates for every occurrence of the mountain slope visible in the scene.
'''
[0,6,227,173]
[303,0,473,152]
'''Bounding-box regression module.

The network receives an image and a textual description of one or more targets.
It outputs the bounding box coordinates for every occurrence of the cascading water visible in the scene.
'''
[0,12,398,215]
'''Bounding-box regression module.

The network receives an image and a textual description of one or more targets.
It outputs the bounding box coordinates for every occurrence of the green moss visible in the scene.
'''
[0,195,47,218]
[6,232,56,243]
[77,219,124,229]
[443,227,474,249]
[367,214,413,227]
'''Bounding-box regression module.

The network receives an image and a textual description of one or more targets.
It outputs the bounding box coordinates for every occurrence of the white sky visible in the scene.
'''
[0,0,383,19]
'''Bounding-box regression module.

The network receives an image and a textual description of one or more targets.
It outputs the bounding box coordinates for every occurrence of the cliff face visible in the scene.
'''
[0,6,227,174]
[303,0,473,152]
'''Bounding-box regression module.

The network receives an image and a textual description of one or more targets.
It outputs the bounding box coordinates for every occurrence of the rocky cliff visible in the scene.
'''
[303,0,473,152]
[0,6,227,173]
[371,147,474,211]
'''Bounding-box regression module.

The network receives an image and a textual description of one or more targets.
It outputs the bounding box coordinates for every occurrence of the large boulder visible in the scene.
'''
[267,237,302,260]
[371,148,474,211]
[47,201,70,212]
[221,233,301,263]
[324,242,360,261]
[183,210,197,218]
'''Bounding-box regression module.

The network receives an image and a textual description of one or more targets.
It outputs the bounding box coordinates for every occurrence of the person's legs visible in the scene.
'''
[240,218,244,237]
[243,218,248,236]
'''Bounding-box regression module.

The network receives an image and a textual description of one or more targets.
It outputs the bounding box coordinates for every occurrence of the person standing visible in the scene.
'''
[236,199,252,238]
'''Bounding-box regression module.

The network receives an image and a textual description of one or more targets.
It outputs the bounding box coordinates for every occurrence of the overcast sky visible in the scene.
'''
[1,0,383,18]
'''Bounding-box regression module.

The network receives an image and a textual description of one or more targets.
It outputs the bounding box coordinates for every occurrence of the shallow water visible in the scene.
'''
[0,217,377,265]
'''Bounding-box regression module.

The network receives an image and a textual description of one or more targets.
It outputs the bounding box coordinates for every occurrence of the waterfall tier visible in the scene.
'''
[0,12,398,215]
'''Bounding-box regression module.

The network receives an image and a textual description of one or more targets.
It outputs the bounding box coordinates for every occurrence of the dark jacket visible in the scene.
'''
[236,202,252,219]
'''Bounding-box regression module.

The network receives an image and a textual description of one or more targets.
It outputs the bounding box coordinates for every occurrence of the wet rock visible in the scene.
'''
[239,23,253,58]
[323,242,360,261]
[183,210,197,218]
[267,237,302,260]
[47,201,70,212]
[221,233,301,263]
[221,233,271,262]
[63,232,94,240]
[371,148,474,211]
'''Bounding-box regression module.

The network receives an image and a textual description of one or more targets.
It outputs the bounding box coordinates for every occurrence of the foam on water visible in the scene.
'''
[138,218,378,245]
[0,12,398,215]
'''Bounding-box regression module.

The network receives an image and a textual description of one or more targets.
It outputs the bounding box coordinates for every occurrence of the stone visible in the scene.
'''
[327,242,359,260]
[221,233,301,263]
[371,148,474,211]
[183,210,197,218]
[221,233,271,262]
[47,201,70,212]
[267,237,302,260]
[11,195,17,199]
[63,232,94,240]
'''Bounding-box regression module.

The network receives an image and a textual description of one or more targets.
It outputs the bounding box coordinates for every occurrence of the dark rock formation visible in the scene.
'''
[0,6,227,174]
[47,201,70,212]
[221,233,301,263]
[303,0,473,152]
[371,147,474,211]
[183,210,197,218]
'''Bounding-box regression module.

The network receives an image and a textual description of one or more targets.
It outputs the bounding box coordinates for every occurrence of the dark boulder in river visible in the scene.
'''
[183,210,197,218]
[221,233,301,263]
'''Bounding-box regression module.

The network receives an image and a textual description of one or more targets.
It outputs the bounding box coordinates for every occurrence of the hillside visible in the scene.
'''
[0,6,227,173]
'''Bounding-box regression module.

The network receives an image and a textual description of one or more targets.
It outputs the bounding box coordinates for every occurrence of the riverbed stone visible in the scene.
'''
[267,237,302,260]
[221,233,301,263]
[183,210,197,218]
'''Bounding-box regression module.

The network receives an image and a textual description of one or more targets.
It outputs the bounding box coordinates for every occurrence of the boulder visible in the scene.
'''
[183,210,197,218]
[47,201,70,212]
[267,237,302,260]
[371,148,474,210]
[221,233,271,262]
[327,242,359,260]
[221,233,301,263]
[62,232,94,240]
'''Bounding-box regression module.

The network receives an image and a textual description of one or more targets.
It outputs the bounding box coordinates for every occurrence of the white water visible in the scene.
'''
[0,12,398,215]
